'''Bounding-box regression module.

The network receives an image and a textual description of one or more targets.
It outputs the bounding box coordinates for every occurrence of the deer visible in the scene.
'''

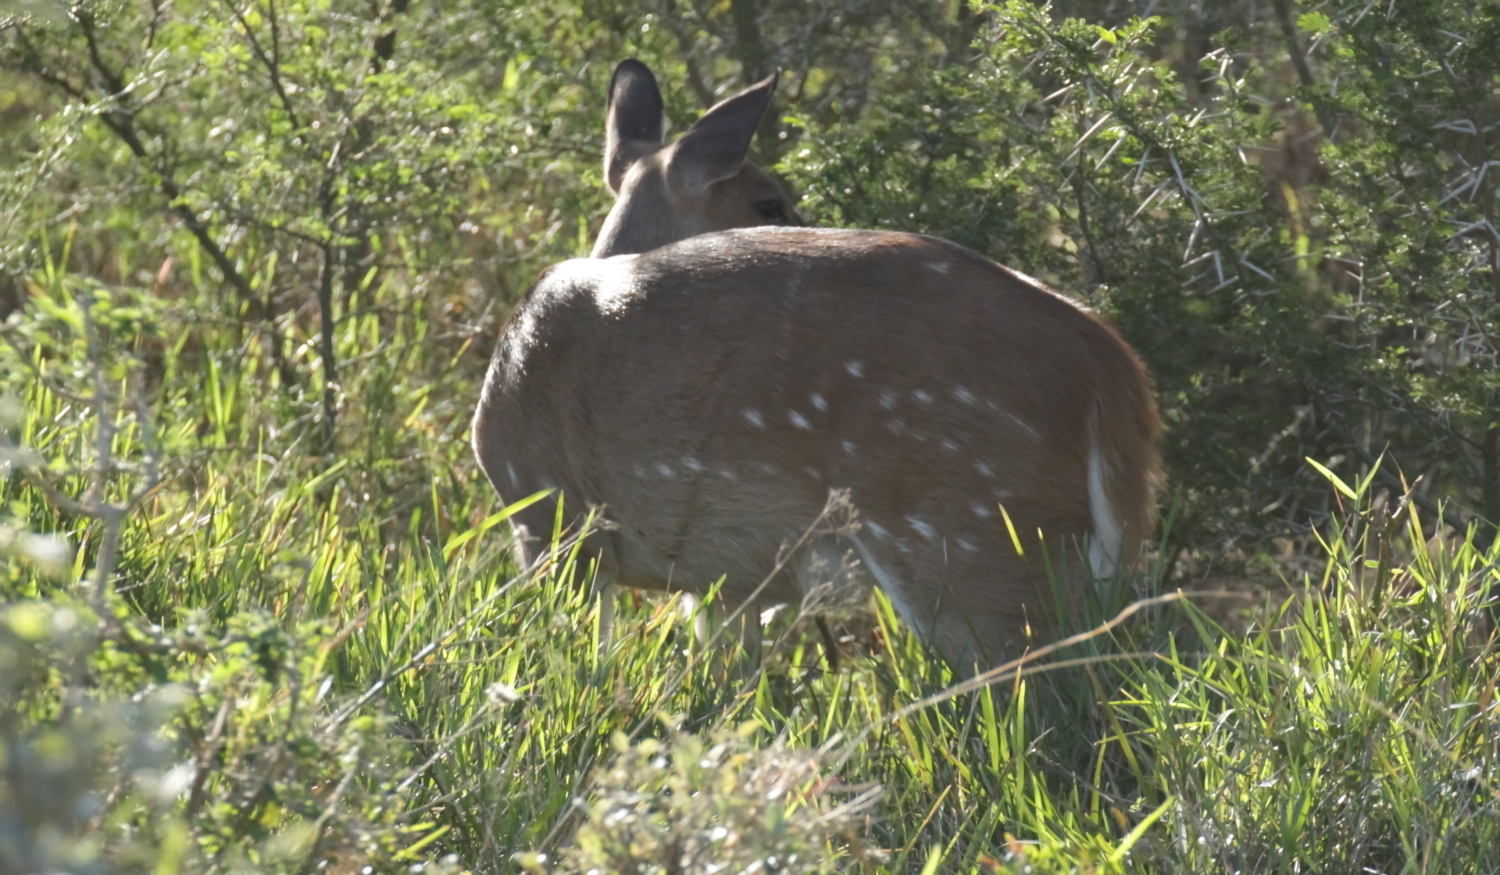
[472,59,1162,673]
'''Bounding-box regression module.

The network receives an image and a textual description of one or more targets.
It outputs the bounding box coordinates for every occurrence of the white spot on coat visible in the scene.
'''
[907,516,936,540]
[866,521,889,540]
[958,538,978,553]
[744,409,766,429]
[913,389,934,406]
[928,261,951,274]
[656,463,674,477]
[804,467,821,481]
[879,391,897,411]
[845,361,864,378]
[682,456,705,473]
[975,460,995,478]
[970,502,993,519]
[506,463,519,488]
[789,410,812,430]
[941,439,958,454]
[841,440,857,455]
[953,386,977,405]
[886,418,907,435]
[810,393,827,411]
[1008,413,1041,440]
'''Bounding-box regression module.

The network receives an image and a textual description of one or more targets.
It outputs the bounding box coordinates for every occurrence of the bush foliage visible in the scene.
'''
[1,0,1498,872]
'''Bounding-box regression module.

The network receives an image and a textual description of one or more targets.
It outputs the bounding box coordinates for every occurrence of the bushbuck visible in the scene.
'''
[472,60,1161,671]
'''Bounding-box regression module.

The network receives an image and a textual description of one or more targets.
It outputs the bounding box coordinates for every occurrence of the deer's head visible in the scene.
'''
[591,60,800,258]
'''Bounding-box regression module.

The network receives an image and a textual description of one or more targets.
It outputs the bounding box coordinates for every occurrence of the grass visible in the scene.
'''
[2,256,1498,874]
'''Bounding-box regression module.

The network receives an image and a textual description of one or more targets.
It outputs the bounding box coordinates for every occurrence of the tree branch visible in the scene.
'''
[1269,0,1337,139]
[658,0,717,108]
[370,0,410,70]
[220,0,303,130]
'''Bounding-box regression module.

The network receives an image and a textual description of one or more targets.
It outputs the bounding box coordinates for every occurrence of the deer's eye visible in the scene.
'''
[755,199,787,223]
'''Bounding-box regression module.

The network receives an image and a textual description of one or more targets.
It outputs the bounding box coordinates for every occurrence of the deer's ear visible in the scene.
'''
[604,59,665,194]
[666,71,778,197]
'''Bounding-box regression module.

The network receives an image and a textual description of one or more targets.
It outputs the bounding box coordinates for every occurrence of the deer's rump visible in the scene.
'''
[474,226,1157,613]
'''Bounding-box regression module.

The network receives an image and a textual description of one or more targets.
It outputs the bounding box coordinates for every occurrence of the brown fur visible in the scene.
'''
[471,63,1162,671]
[475,228,1161,669]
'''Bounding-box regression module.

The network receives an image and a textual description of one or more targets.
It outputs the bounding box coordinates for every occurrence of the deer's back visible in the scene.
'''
[474,227,1153,603]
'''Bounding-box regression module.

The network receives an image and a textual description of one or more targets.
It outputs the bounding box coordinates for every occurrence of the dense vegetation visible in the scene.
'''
[1,0,1497,872]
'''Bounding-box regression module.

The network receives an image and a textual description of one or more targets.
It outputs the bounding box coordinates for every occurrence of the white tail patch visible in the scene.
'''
[1087,414,1124,579]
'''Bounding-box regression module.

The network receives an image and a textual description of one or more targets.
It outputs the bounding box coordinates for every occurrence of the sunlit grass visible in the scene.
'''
[2,266,1498,874]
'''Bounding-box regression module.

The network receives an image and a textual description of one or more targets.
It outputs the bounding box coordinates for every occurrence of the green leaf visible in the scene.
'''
[1297,12,1332,33]
[1109,794,1175,864]
[441,489,553,560]
[1306,457,1357,500]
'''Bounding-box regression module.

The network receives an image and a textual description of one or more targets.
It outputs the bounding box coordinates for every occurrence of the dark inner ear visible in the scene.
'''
[666,71,779,197]
[604,59,665,194]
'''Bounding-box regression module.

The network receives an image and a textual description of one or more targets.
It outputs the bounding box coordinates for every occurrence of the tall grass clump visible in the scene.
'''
[1121,476,1500,872]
